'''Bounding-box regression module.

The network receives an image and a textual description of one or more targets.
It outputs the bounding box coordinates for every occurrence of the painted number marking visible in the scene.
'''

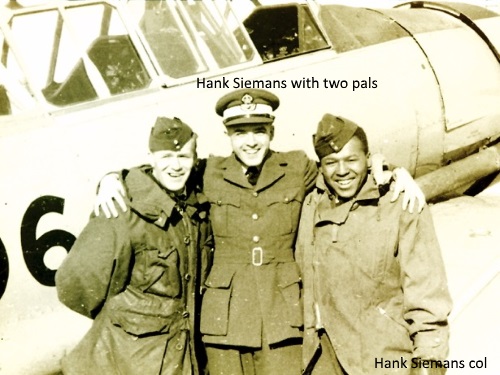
[21,196,76,287]
[0,238,8,299]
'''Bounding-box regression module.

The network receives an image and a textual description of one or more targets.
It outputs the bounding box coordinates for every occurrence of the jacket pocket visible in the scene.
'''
[107,288,180,336]
[278,262,303,328]
[265,187,304,234]
[133,245,181,298]
[110,309,174,337]
[200,266,236,336]
[208,192,241,237]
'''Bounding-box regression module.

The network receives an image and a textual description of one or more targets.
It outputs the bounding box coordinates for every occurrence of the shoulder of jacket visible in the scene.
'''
[206,155,229,169]
[277,150,308,160]
[273,150,310,168]
[89,207,134,233]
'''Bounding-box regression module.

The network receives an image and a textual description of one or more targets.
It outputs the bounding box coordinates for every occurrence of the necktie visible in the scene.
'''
[246,166,260,185]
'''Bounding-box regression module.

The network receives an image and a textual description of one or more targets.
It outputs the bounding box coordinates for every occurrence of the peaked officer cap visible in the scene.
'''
[215,88,280,127]
[313,114,359,159]
[149,116,194,152]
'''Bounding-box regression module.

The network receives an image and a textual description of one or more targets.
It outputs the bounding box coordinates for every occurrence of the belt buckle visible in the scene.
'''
[252,247,263,266]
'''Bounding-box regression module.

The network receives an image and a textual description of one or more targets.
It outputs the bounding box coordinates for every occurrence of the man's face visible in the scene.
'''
[320,136,369,200]
[227,124,274,167]
[150,138,196,192]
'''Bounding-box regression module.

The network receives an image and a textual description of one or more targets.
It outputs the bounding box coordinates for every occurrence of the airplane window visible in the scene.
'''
[185,1,253,68]
[302,7,329,52]
[243,5,328,62]
[136,1,204,78]
[0,36,36,116]
[0,71,37,115]
[87,35,150,95]
[7,3,151,108]
[39,7,100,105]
[0,65,35,116]
[0,33,11,116]
[47,4,150,105]
[244,6,299,61]
[0,85,11,115]
[128,0,255,79]
[9,10,60,94]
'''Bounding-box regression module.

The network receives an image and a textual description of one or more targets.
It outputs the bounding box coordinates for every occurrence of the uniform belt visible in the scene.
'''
[213,246,294,266]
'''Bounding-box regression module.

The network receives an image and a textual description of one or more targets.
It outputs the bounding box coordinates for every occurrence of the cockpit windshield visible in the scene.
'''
[127,0,255,78]
[0,0,257,113]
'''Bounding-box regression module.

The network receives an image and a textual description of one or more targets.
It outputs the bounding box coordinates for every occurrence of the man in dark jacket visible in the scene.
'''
[296,114,452,375]
[56,117,211,375]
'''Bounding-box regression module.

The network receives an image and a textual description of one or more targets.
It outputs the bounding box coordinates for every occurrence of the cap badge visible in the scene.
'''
[240,93,256,112]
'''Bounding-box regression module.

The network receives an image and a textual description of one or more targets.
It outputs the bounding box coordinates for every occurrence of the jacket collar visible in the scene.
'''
[125,166,207,226]
[314,172,380,225]
[221,151,286,191]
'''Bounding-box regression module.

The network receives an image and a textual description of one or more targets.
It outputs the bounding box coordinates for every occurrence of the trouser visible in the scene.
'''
[205,339,302,375]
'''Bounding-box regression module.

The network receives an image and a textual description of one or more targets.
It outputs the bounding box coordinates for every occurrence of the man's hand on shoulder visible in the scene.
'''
[370,153,426,213]
[94,173,127,218]
[390,167,426,214]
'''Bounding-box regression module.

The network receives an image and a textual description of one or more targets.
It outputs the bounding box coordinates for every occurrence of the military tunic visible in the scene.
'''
[200,151,317,348]
[56,166,211,375]
[296,174,452,375]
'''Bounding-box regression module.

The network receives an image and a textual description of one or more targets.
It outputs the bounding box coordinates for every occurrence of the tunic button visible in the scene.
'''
[184,236,190,244]
[284,197,289,203]
[253,192,258,197]
[175,343,184,351]
[252,235,260,243]
[185,274,191,281]
[252,213,259,220]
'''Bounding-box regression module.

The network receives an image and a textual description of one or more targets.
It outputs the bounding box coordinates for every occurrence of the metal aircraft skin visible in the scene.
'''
[0,1,499,373]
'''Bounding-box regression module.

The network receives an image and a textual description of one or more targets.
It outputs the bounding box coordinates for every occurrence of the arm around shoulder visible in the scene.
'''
[95,169,131,218]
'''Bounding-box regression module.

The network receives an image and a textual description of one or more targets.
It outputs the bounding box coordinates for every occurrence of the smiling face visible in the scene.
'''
[150,137,196,193]
[227,124,274,167]
[320,136,370,200]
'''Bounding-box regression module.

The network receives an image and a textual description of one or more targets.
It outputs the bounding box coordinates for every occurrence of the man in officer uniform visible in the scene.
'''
[199,89,315,374]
